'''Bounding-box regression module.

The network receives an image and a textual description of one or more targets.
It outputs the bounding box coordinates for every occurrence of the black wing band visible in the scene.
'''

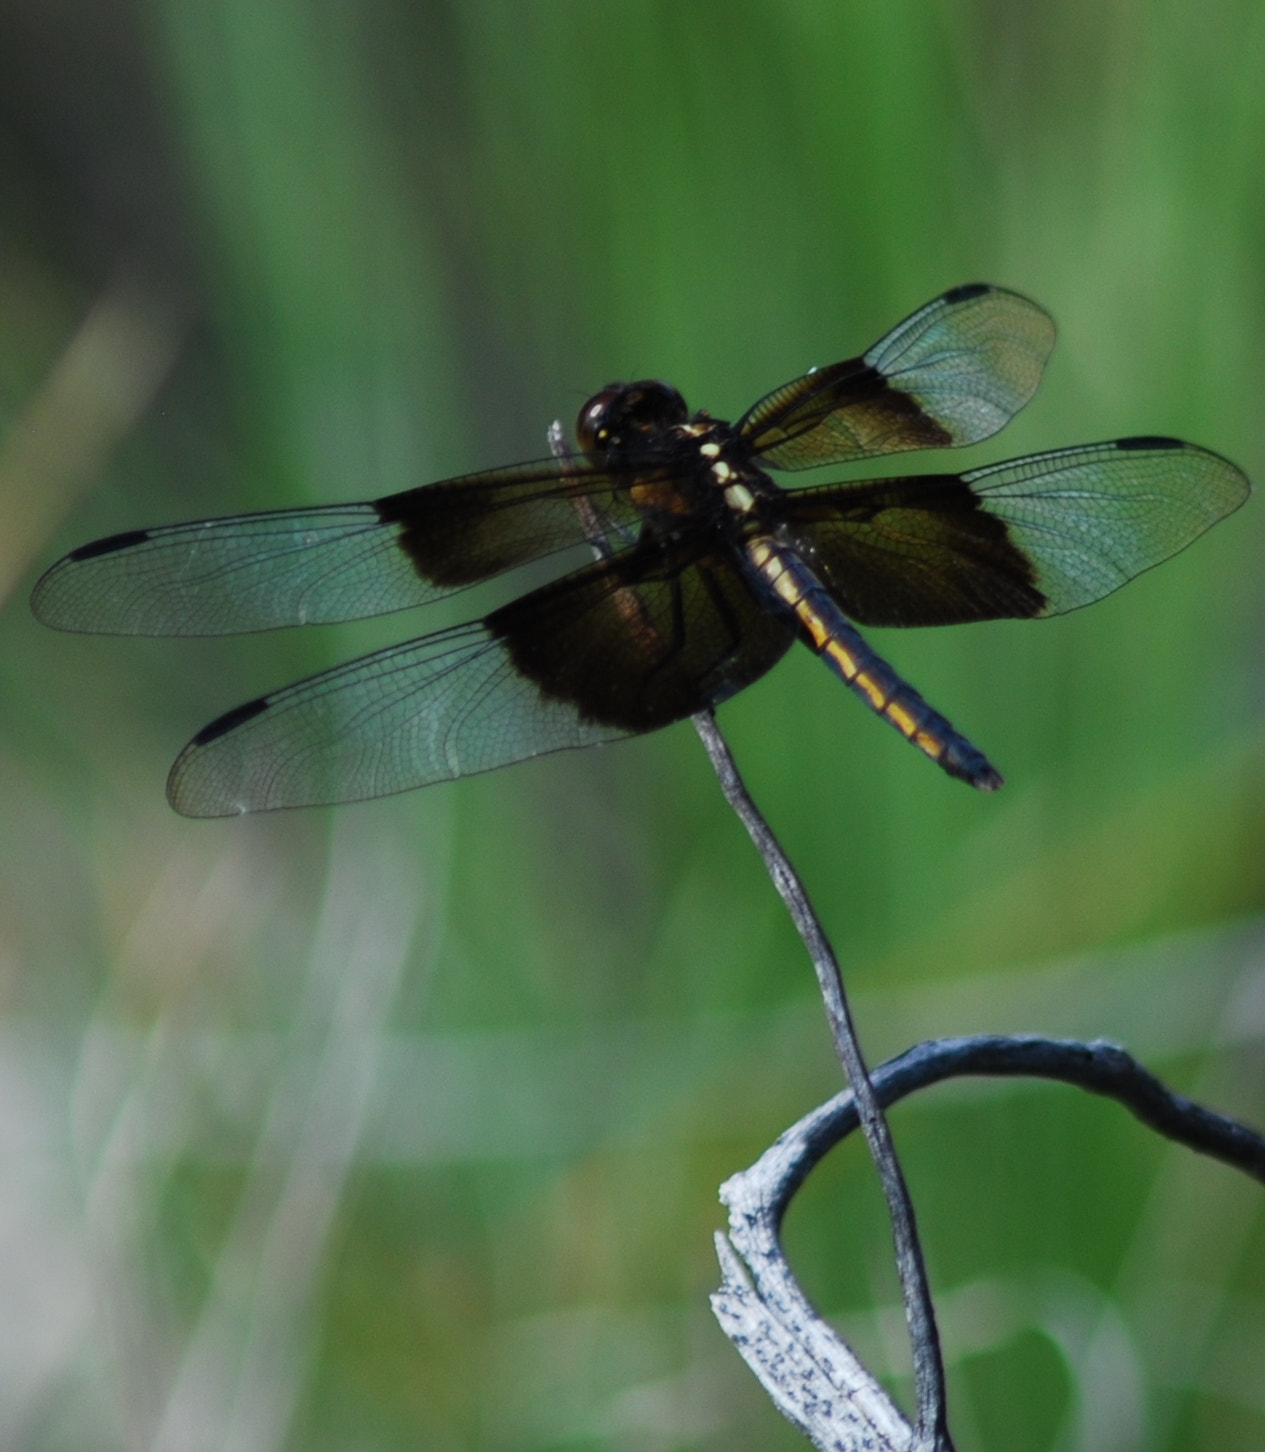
[775,438,1249,627]
[31,457,648,636]
[739,283,1056,469]
[168,546,796,814]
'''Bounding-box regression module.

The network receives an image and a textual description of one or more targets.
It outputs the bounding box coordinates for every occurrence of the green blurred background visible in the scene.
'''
[2,1,1263,1448]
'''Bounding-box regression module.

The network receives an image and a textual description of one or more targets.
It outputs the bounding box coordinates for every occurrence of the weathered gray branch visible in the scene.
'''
[711,1034,1265,1451]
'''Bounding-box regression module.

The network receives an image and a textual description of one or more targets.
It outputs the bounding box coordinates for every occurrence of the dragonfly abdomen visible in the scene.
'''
[745,535,1002,790]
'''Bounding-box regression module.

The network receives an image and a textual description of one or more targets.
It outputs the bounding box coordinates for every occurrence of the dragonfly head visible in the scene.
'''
[576,380,688,457]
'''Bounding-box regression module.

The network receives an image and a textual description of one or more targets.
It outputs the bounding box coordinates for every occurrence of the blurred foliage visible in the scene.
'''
[1,0,1264,1448]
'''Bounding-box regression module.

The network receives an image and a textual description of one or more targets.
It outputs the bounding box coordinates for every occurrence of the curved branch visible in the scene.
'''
[711,1034,1265,1452]
[755,1034,1265,1224]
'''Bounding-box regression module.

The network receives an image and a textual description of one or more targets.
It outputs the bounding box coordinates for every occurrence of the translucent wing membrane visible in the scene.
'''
[33,505,415,635]
[968,437,1249,615]
[168,548,795,815]
[779,437,1249,627]
[32,458,643,636]
[167,622,632,815]
[739,283,1055,469]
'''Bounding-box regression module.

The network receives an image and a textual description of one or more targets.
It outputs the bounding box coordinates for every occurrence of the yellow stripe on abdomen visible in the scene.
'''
[744,534,999,789]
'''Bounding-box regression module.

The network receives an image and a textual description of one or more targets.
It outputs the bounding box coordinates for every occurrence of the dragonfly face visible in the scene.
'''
[575,379,689,455]
[31,282,1249,815]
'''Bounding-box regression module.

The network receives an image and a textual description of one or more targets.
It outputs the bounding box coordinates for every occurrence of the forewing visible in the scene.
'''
[168,547,795,815]
[739,283,1055,470]
[32,457,644,636]
[777,437,1248,627]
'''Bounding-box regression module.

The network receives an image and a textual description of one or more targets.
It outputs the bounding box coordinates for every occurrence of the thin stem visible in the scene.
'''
[692,710,952,1452]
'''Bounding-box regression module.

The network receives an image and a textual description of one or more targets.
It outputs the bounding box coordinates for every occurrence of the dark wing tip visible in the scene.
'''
[169,700,272,817]
[1114,435,1184,451]
[32,529,157,629]
[68,528,152,562]
[189,696,269,747]
[941,281,992,304]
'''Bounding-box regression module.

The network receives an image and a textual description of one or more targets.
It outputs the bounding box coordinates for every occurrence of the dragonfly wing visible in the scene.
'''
[966,436,1251,615]
[168,544,795,814]
[739,283,1056,469]
[776,437,1249,626]
[32,457,643,636]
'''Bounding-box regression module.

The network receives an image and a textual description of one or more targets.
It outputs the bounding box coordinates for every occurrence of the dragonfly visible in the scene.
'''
[32,282,1249,815]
